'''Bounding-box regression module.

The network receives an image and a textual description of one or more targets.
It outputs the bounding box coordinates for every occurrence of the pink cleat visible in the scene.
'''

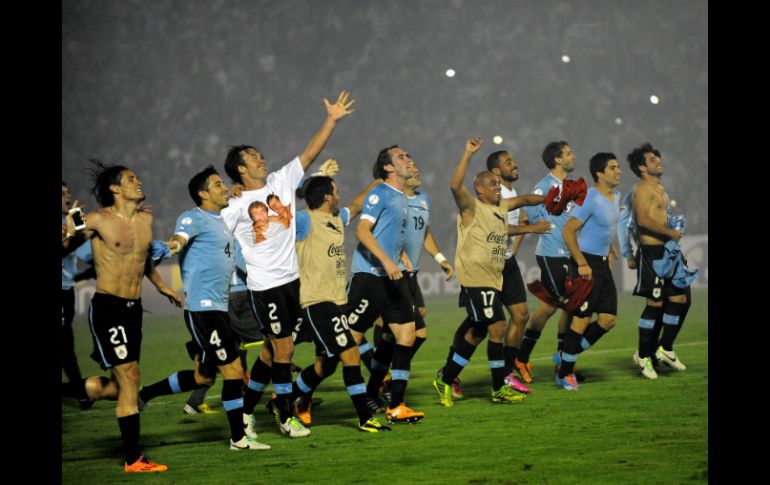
[504,373,532,394]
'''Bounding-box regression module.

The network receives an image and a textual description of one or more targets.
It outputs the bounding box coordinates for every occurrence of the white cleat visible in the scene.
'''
[230,436,271,450]
[633,351,658,379]
[279,416,311,438]
[656,346,687,371]
[243,413,259,439]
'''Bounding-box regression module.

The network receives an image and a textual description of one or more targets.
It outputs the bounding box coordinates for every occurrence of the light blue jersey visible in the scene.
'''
[296,207,350,241]
[62,253,77,290]
[175,208,235,312]
[398,192,430,271]
[230,239,248,293]
[617,190,638,260]
[524,173,574,257]
[570,187,620,257]
[351,183,408,276]
[62,233,94,289]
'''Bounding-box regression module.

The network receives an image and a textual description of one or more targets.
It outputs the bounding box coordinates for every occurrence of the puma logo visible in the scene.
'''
[326,221,342,234]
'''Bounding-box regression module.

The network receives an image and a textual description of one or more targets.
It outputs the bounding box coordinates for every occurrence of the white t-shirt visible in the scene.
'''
[221,157,305,291]
[500,184,520,260]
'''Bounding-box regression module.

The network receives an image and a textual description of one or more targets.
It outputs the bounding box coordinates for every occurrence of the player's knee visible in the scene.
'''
[468,324,487,342]
[415,327,428,339]
[513,309,530,327]
[668,294,687,304]
[488,322,506,342]
[195,372,215,386]
[339,348,360,367]
[599,317,616,331]
[320,356,340,376]
[418,307,427,318]
[646,299,664,308]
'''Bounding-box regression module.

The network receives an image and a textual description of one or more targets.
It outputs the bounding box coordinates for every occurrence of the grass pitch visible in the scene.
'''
[62,289,707,484]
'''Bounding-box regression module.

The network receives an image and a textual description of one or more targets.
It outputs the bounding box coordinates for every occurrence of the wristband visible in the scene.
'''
[434,253,447,265]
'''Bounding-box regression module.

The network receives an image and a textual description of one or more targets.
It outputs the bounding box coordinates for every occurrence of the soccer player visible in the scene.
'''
[374,163,453,400]
[346,145,425,424]
[488,151,552,394]
[624,143,693,379]
[290,172,390,432]
[514,141,580,383]
[221,90,355,438]
[183,238,263,415]
[137,166,271,450]
[72,160,181,472]
[556,153,622,390]
[432,137,544,406]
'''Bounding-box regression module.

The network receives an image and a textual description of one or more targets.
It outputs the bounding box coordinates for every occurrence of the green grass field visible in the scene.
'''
[62,289,708,484]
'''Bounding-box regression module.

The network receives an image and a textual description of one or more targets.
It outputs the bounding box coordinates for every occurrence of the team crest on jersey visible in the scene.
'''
[182,217,193,225]
[336,333,348,347]
[484,307,494,318]
[580,301,589,312]
[368,194,379,205]
[271,321,281,334]
[420,199,428,209]
[115,345,128,360]
[216,348,227,361]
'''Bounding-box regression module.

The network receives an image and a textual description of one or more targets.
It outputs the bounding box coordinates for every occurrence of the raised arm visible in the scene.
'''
[508,219,552,237]
[632,184,681,242]
[346,178,383,219]
[298,90,356,170]
[563,217,591,280]
[62,200,96,255]
[450,136,483,222]
[356,219,402,280]
[423,227,453,280]
[504,193,546,212]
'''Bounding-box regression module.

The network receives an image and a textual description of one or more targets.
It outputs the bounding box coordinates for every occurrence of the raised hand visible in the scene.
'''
[312,159,339,177]
[466,136,483,154]
[324,90,356,121]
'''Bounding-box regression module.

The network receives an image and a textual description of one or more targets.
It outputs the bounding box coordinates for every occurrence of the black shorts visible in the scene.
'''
[227,290,264,343]
[536,255,571,299]
[184,310,240,366]
[405,271,426,331]
[633,245,688,301]
[88,293,143,370]
[249,279,302,340]
[303,302,357,357]
[346,273,416,333]
[569,253,617,318]
[459,286,506,326]
[501,256,527,306]
[412,273,426,308]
